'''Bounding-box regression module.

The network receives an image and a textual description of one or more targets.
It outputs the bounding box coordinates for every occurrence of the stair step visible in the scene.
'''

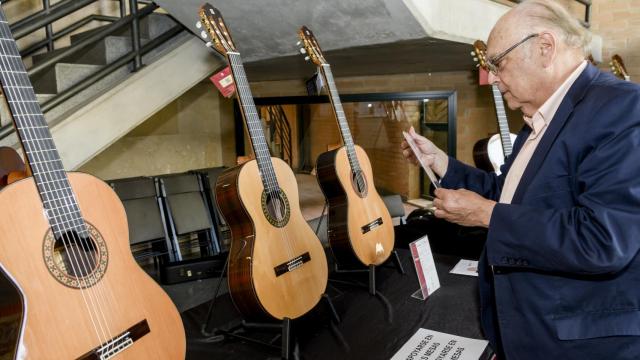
[69,14,177,44]
[33,35,150,67]
[31,63,102,94]
[31,14,177,67]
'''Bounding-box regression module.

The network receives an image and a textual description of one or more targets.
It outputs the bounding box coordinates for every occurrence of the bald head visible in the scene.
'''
[485,0,590,117]
[490,0,591,58]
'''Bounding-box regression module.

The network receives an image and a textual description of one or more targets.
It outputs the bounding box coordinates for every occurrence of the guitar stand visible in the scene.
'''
[200,251,341,360]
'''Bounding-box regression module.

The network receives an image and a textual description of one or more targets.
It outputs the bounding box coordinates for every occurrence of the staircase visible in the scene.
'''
[0,1,224,170]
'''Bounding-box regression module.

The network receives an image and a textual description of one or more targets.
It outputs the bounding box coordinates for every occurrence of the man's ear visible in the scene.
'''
[538,32,556,67]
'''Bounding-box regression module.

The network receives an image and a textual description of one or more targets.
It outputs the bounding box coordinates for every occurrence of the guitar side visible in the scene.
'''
[0,173,185,359]
[317,145,394,268]
[216,158,328,321]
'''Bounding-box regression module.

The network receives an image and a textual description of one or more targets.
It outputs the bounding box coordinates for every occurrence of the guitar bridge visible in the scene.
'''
[274,252,311,277]
[361,217,383,234]
[77,319,150,360]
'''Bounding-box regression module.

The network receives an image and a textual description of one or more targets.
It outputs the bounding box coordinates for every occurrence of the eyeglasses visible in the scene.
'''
[486,33,539,75]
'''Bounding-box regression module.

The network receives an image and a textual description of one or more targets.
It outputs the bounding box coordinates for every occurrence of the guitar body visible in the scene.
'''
[472,133,517,175]
[0,173,185,359]
[216,157,328,321]
[316,145,394,268]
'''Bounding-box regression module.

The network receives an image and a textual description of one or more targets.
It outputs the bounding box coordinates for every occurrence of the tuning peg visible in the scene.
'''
[196,21,202,29]
[473,57,478,62]
[200,30,207,39]
[609,61,613,65]
[304,56,310,61]
[300,48,307,54]
[471,51,476,56]
[296,41,301,46]
[475,64,480,68]
[205,42,213,48]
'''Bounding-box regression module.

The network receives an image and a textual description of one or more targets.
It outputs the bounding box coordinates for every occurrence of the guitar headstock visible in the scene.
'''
[610,54,630,81]
[197,3,237,56]
[297,26,327,66]
[471,40,488,71]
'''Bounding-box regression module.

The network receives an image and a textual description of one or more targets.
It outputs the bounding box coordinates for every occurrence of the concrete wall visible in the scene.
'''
[79,81,236,180]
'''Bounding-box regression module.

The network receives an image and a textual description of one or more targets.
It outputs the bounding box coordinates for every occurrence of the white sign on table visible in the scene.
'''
[391,328,488,360]
[409,235,440,300]
[450,259,479,277]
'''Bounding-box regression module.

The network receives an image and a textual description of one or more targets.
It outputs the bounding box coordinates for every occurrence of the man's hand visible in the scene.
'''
[401,126,449,177]
[432,188,496,228]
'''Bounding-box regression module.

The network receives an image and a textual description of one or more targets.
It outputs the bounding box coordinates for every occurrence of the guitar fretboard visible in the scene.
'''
[491,84,512,157]
[227,52,280,193]
[0,12,85,237]
[320,65,361,172]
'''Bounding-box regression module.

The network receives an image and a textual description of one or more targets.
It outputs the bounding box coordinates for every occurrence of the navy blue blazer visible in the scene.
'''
[441,64,640,359]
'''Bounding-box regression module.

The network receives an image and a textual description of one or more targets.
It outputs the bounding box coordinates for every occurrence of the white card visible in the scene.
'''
[409,235,440,299]
[402,131,440,189]
[450,259,479,277]
[391,328,488,360]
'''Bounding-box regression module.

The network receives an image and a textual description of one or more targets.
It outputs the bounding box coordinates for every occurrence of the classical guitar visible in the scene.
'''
[0,6,185,359]
[199,4,328,321]
[610,54,630,81]
[471,40,517,175]
[297,26,395,268]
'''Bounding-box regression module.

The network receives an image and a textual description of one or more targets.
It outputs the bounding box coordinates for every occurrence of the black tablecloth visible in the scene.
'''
[182,246,486,360]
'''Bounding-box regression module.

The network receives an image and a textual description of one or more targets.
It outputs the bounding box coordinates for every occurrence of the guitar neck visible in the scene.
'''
[319,64,360,171]
[0,11,85,237]
[227,52,280,192]
[491,84,513,157]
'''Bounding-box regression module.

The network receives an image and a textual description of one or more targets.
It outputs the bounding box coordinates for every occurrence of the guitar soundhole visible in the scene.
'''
[43,222,108,289]
[261,189,291,228]
[351,170,368,198]
[53,232,98,278]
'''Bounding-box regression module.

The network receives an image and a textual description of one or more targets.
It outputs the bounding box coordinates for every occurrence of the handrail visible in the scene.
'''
[0,0,186,140]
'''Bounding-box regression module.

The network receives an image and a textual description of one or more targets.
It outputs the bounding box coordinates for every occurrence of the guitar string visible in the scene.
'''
[0,42,109,347]
[0,47,123,353]
[230,53,296,261]
[323,65,381,263]
[0,24,114,348]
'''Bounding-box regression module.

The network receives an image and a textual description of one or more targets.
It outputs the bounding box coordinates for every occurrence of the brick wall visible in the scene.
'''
[590,0,640,80]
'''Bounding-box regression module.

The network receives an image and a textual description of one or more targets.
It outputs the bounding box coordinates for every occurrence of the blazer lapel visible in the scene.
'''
[511,64,600,204]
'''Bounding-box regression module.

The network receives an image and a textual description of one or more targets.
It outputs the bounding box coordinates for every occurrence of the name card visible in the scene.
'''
[392,328,488,360]
[409,235,440,300]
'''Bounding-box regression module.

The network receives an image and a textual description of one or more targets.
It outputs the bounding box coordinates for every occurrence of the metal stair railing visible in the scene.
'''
[0,0,186,140]
[266,105,292,167]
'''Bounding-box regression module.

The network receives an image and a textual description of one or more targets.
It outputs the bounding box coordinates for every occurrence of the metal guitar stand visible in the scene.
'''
[200,249,341,360]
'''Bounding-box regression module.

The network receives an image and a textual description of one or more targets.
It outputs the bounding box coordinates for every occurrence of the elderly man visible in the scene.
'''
[403,0,640,358]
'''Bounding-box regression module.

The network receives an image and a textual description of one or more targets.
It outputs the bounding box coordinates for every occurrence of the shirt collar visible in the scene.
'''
[522,60,588,138]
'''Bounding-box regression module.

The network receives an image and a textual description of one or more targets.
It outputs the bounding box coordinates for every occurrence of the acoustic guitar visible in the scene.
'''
[297,26,395,268]
[471,40,517,175]
[198,4,328,321]
[0,6,185,359]
[610,54,630,81]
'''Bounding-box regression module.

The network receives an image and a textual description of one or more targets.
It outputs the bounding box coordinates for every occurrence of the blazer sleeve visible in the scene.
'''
[486,98,640,275]
[440,126,529,201]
